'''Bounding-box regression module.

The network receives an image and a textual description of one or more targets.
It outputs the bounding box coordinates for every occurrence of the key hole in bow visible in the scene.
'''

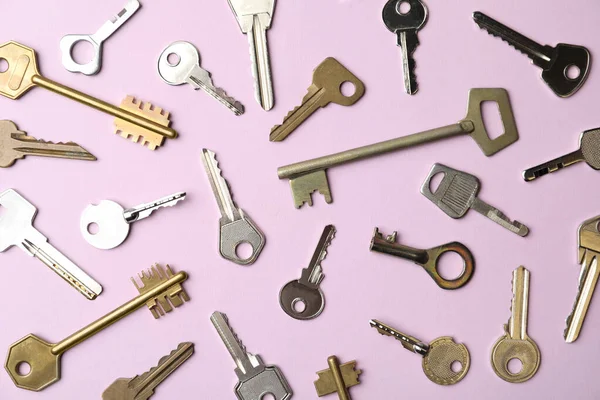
[0,58,8,73]
[436,251,464,281]
[396,1,411,14]
[292,298,307,313]
[71,40,95,65]
[340,81,356,97]
[87,223,99,235]
[167,52,181,67]
[16,362,31,376]
[481,101,504,140]
[428,172,445,194]
[235,242,253,260]
[565,64,581,81]
[451,361,462,373]
[507,358,523,374]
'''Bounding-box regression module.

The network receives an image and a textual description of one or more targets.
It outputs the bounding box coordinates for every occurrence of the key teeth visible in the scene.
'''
[132,264,190,319]
[213,86,245,115]
[134,343,193,385]
[202,149,236,200]
[114,95,171,150]
[220,313,248,354]
[474,22,534,60]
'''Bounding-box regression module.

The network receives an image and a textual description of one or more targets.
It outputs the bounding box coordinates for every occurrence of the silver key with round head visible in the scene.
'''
[201,149,265,265]
[0,189,103,300]
[421,163,529,237]
[80,192,186,250]
[211,311,293,400]
[280,225,336,320]
[523,128,600,181]
[158,41,244,115]
[383,0,428,95]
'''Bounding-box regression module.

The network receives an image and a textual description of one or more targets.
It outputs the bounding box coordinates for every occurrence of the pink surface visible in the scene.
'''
[1,0,600,398]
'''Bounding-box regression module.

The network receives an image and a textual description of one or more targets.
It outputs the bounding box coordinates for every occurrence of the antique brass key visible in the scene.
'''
[4,264,189,391]
[0,41,177,145]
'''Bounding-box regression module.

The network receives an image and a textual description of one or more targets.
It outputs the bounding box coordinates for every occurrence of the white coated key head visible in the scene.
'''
[228,0,275,32]
[0,189,38,252]
[80,200,129,250]
[158,41,201,86]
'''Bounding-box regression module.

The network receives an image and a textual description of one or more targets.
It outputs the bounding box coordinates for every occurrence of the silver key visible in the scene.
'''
[211,311,293,400]
[201,149,265,265]
[60,0,141,75]
[279,225,336,320]
[421,163,529,237]
[523,128,600,181]
[0,189,103,300]
[158,41,244,116]
[80,192,186,250]
[228,0,275,111]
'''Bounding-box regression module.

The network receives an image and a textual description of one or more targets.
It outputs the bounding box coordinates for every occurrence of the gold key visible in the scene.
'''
[0,41,177,149]
[370,319,470,385]
[314,356,361,400]
[269,57,365,142]
[4,264,189,392]
[0,120,96,167]
[491,266,540,383]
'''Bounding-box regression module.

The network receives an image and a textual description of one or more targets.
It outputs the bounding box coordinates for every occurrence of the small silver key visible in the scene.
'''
[201,149,265,265]
[80,192,186,250]
[211,311,293,400]
[0,189,103,300]
[158,41,244,115]
[228,0,275,110]
[60,0,141,75]
[523,128,600,181]
[421,163,529,237]
[279,225,336,320]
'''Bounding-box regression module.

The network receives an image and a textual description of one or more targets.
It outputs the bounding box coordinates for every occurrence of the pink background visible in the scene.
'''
[2,0,600,398]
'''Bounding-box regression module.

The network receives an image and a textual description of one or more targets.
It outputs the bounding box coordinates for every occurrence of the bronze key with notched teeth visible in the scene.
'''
[4,264,189,392]
[0,41,176,150]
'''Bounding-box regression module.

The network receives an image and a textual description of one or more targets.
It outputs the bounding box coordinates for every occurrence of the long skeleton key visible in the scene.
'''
[5,265,189,391]
[370,227,474,290]
[278,88,518,208]
[0,120,96,168]
[564,216,600,343]
[421,163,529,237]
[102,342,194,400]
[0,41,177,140]
[491,266,540,383]
[211,311,293,400]
[523,128,600,181]
[158,41,244,115]
[279,225,336,320]
[80,192,187,250]
[473,11,590,98]
[60,0,141,75]
[202,149,265,265]
[0,189,102,300]
[369,319,470,385]
[269,58,366,142]
[383,0,428,94]
[228,0,276,111]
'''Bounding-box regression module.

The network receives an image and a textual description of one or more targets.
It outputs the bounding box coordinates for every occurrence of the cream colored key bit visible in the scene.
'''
[314,356,361,400]
[114,96,173,150]
[132,264,190,319]
[270,57,365,142]
[370,319,470,385]
[4,264,189,391]
[0,41,177,149]
[491,266,540,383]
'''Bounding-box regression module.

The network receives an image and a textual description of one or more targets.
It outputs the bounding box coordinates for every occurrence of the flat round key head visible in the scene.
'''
[0,41,40,99]
[235,366,293,400]
[5,334,60,391]
[542,44,590,98]
[382,0,428,32]
[491,335,540,383]
[158,41,200,86]
[80,200,129,250]
[422,336,470,385]
[580,128,600,170]
[279,280,325,320]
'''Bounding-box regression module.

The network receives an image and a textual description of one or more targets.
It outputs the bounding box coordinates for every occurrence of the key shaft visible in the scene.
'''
[523,149,584,181]
[369,319,429,355]
[565,250,599,343]
[124,192,187,223]
[509,266,529,339]
[248,14,274,110]
[299,224,335,287]
[210,311,257,376]
[470,197,530,237]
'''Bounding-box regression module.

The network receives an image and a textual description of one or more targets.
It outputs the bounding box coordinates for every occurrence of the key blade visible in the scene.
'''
[369,319,429,355]
[114,96,170,150]
[210,311,256,376]
[201,149,239,222]
[123,192,186,223]
[132,264,190,319]
[471,198,530,237]
[270,84,324,141]
[93,0,141,43]
[299,225,336,286]
[565,250,599,343]
[398,30,419,95]
[508,266,530,340]
[523,149,584,181]
[188,66,245,115]
[248,16,274,110]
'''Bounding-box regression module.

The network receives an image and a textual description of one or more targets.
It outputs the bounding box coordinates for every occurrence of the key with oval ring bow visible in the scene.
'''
[370,228,474,290]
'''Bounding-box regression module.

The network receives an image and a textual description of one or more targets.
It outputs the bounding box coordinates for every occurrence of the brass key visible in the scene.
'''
[4,264,189,392]
[269,57,365,142]
[314,356,361,400]
[0,41,177,144]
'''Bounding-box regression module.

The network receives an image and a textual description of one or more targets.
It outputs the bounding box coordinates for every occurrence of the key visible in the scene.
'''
[421,163,529,237]
[60,0,141,75]
[0,188,102,300]
[280,225,336,320]
[314,356,361,400]
[228,0,275,110]
[564,216,600,343]
[369,319,470,385]
[269,57,366,142]
[80,192,186,250]
[5,264,189,391]
[210,311,293,400]
[473,11,590,98]
[0,120,96,168]
[382,0,428,94]
[278,88,518,208]
[370,227,474,290]
[158,41,244,116]
[0,41,177,145]
[102,342,194,400]
[523,128,600,181]
[491,266,540,383]
[201,149,265,265]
